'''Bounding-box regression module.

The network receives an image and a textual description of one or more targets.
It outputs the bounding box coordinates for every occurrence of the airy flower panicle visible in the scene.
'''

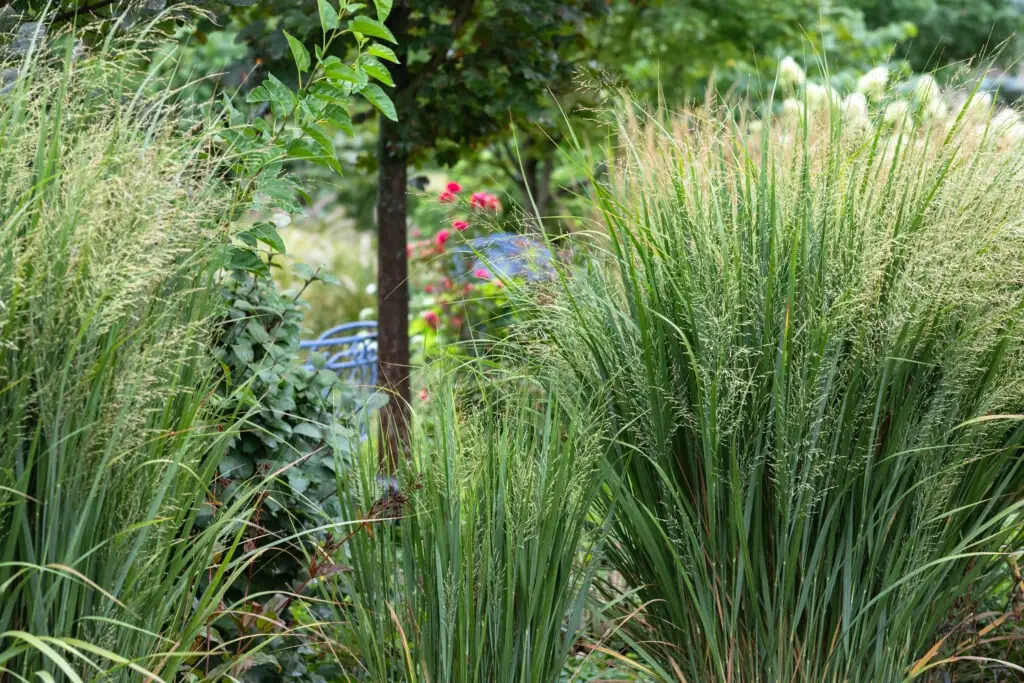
[778,56,805,87]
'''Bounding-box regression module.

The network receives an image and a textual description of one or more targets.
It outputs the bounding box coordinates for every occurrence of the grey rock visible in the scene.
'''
[11,22,46,56]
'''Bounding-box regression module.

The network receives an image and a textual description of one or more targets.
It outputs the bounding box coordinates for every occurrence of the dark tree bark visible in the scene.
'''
[376,3,411,470]
[376,126,410,469]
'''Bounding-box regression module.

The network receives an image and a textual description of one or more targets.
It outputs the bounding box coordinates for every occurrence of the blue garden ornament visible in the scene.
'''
[449,232,556,282]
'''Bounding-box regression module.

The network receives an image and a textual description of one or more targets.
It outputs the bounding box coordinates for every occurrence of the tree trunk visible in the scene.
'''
[523,155,555,232]
[376,122,410,470]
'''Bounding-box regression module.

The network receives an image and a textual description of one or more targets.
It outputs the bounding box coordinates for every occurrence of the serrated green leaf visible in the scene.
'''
[358,54,394,86]
[228,246,269,277]
[283,30,310,73]
[301,121,334,152]
[293,422,324,439]
[359,83,397,121]
[374,0,392,22]
[318,0,339,32]
[349,15,396,43]
[367,43,399,63]
[286,469,310,494]
[245,84,270,103]
[291,263,316,280]
[287,139,344,175]
[246,318,273,344]
[232,341,255,364]
[247,222,287,254]
[324,104,354,135]
[363,392,389,411]
[323,57,367,86]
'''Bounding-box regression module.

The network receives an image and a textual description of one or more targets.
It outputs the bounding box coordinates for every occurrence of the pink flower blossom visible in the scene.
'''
[419,388,429,401]
[470,192,488,209]
[439,190,456,203]
[451,316,463,328]
[443,277,453,290]
[446,181,462,193]
[473,267,491,279]
[422,310,439,329]
[435,229,451,248]
[424,284,435,294]
[452,219,469,231]
[485,193,501,212]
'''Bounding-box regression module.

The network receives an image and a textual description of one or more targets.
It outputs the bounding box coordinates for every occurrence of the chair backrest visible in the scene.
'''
[299,321,378,388]
[449,232,556,282]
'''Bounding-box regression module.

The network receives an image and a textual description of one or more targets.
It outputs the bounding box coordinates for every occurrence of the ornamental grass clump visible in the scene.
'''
[539,94,1024,680]
[0,43,250,679]
[323,378,604,682]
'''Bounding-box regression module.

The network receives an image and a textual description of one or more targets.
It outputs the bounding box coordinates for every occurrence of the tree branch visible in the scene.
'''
[52,0,118,24]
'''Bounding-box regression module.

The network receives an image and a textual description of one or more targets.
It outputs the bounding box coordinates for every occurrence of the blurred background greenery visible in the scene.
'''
[135,0,1024,335]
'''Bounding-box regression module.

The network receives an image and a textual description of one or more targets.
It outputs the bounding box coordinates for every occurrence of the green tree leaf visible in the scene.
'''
[367,43,399,63]
[359,83,397,121]
[228,246,269,277]
[318,0,339,32]
[358,54,394,86]
[349,15,397,44]
[283,30,310,73]
[374,0,392,22]
[246,222,287,254]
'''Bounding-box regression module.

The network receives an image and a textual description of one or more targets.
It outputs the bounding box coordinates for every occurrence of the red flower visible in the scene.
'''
[446,181,462,193]
[422,310,439,329]
[473,267,491,279]
[452,219,469,231]
[424,284,435,294]
[435,229,451,248]
[470,192,488,209]
[418,388,429,401]
[439,190,456,203]
[485,193,501,212]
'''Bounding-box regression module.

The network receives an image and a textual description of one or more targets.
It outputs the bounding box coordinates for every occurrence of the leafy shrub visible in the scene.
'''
[538,94,1024,680]
[209,273,363,589]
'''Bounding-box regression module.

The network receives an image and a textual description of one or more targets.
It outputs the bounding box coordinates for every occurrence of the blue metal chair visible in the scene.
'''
[300,321,378,388]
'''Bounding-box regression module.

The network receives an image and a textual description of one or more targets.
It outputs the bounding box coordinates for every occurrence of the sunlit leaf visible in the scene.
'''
[359,83,397,121]
[318,0,339,32]
[283,30,310,73]
[367,43,399,63]
[349,15,396,44]
[358,54,394,86]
